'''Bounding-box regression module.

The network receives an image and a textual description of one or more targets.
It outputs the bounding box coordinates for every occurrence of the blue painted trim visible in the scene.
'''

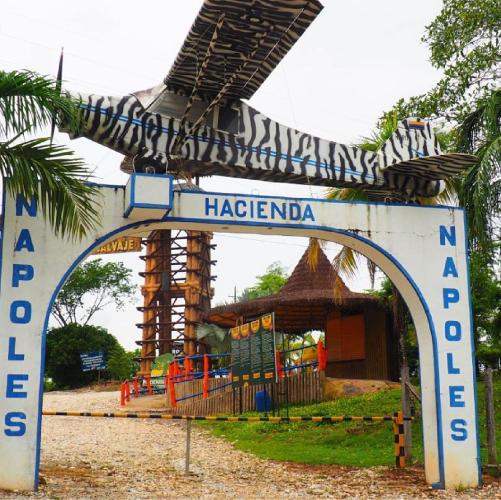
[463,211,482,485]
[124,174,173,218]
[35,204,448,488]
[177,188,460,211]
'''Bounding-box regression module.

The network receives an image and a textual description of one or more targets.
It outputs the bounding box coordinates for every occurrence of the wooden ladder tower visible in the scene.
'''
[136,229,215,375]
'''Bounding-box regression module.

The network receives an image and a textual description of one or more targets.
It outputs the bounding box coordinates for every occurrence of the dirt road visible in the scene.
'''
[0,390,499,499]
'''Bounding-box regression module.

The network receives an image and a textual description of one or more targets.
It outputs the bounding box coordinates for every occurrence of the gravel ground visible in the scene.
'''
[0,390,499,500]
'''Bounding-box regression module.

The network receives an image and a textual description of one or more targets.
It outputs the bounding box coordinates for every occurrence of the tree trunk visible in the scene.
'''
[485,367,498,466]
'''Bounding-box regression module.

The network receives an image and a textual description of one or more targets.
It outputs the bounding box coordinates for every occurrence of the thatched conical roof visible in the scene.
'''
[205,244,376,333]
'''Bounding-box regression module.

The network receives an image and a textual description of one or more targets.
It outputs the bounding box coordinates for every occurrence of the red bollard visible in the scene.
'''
[169,363,177,407]
[146,374,152,396]
[203,354,209,399]
[125,380,131,402]
[276,350,284,378]
[120,383,125,406]
[318,341,326,371]
[185,358,191,381]
[133,377,139,398]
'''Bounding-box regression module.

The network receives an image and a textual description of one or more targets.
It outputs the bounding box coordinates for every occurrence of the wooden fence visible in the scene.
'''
[162,370,325,416]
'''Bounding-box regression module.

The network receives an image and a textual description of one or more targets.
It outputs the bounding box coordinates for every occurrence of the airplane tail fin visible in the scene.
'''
[378,118,477,181]
[379,118,441,166]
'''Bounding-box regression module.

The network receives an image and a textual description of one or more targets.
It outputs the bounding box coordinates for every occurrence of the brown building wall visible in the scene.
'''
[325,305,395,381]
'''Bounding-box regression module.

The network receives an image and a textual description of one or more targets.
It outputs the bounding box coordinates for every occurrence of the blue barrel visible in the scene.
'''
[255,390,272,412]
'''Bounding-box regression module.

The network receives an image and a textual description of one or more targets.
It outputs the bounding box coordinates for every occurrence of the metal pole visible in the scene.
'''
[185,419,192,476]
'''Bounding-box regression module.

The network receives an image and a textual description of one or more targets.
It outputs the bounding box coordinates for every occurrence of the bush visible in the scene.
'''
[45,324,123,388]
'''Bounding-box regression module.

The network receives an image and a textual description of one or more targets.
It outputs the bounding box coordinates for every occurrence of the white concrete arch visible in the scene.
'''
[0,175,480,491]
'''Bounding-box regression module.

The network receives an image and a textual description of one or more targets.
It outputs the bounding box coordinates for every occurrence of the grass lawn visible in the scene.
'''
[198,378,501,469]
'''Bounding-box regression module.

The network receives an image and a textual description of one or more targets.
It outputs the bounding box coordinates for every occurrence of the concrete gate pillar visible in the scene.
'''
[0,174,480,491]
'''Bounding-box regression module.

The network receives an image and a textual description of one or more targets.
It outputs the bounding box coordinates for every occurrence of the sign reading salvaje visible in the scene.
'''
[231,313,277,388]
[93,236,142,255]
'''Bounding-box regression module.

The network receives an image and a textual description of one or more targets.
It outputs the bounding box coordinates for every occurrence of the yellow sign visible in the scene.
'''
[94,237,142,255]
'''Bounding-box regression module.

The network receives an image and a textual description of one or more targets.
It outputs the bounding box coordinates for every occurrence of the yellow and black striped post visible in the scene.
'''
[394,411,406,468]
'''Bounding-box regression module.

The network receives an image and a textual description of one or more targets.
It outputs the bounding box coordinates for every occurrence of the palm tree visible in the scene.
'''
[0,69,100,238]
[308,112,455,372]
[455,89,501,257]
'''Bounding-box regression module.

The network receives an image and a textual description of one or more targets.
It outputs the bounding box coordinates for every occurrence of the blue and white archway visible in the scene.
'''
[0,174,480,491]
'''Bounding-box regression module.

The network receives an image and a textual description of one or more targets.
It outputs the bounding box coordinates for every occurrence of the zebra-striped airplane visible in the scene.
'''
[61,0,477,201]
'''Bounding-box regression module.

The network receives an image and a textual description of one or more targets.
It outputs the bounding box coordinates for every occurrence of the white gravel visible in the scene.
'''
[0,390,499,500]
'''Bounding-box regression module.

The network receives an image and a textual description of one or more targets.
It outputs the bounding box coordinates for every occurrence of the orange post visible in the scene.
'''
[120,383,125,406]
[317,341,324,371]
[133,377,139,398]
[146,374,152,396]
[169,363,177,407]
[203,354,209,399]
[185,358,191,380]
[125,380,131,402]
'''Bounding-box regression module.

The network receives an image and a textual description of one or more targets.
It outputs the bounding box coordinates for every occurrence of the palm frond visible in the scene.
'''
[0,138,101,238]
[355,110,398,152]
[367,259,376,289]
[196,323,231,355]
[324,187,370,202]
[0,70,83,138]
[332,247,362,304]
[307,237,325,271]
[459,136,501,252]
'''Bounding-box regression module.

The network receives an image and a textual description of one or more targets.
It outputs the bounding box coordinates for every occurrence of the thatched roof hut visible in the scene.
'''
[206,245,398,381]
[205,245,377,333]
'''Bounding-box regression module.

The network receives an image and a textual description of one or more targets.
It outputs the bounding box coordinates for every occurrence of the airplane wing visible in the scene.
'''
[147,0,323,110]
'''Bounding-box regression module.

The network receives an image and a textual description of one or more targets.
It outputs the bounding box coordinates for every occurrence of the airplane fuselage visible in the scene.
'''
[66,92,443,199]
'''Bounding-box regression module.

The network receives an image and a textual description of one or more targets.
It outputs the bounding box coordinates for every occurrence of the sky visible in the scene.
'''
[0,0,445,350]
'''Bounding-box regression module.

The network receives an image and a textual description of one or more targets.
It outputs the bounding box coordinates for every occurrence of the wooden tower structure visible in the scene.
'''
[136,229,215,375]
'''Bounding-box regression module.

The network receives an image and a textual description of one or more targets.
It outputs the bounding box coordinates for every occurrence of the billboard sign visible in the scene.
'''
[79,351,106,372]
[231,313,277,388]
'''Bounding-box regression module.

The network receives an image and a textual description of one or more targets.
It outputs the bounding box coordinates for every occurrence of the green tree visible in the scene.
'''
[0,70,100,237]
[51,258,137,326]
[391,0,501,122]
[245,262,289,300]
[45,323,122,388]
[468,252,501,368]
[107,348,141,381]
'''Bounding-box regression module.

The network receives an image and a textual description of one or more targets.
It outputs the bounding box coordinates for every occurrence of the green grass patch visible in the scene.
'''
[198,387,423,467]
[198,378,501,469]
